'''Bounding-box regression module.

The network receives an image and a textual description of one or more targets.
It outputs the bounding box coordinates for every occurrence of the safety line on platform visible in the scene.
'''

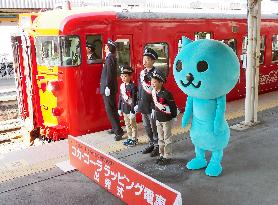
[0,170,76,195]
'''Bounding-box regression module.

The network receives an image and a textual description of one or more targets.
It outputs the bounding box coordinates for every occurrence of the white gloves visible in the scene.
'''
[105,87,110,96]
[118,110,122,116]
[123,95,128,101]
[151,109,155,119]
[134,105,138,113]
[129,112,136,120]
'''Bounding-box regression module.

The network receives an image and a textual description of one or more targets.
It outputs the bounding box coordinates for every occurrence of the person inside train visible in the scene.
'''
[100,39,124,141]
[118,65,138,147]
[136,47,159,157]
[86,43,99,64]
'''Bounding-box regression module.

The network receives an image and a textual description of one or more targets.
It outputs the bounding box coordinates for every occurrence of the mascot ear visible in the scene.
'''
[182,36,193,47]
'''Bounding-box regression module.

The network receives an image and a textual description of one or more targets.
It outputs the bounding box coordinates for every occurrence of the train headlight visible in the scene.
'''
[47,82,54,91]
[41,82,47,92]
[47,81,62,92]
[52,107,63,116]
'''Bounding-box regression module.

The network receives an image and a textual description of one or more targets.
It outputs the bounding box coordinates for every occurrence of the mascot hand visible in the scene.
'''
[182,113,190,128]
[118,110,122,116]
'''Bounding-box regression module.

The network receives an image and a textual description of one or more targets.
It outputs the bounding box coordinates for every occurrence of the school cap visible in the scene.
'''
[107,38,117,47]
[143,48,158,60]
[86,43,94,49]
[152,69,166,83]
[120,65,134,74]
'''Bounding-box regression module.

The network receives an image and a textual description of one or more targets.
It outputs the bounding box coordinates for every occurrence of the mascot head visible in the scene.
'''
[173,37,240,99]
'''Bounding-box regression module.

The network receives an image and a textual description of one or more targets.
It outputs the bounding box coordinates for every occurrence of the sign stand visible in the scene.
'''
[68,136,182,205]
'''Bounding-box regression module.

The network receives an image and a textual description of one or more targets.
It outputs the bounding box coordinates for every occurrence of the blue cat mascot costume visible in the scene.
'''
[173,37,240,177]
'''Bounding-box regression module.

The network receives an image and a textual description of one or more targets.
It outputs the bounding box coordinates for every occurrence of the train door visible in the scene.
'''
[113,35,133,73]
[113,34,133,89]
[81,32,106,132]
[240,35,266,96]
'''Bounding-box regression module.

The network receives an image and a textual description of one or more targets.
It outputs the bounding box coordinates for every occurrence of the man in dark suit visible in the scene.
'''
[100,39,124,141]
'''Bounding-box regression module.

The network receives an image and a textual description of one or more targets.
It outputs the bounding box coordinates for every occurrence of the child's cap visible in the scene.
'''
[86,43,94,49]
[143,48,158,60]
[152,69,166,83]
[120,65,134,74]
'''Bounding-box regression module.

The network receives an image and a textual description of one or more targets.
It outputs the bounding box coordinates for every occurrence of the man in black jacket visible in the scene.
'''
[100,39,124,141]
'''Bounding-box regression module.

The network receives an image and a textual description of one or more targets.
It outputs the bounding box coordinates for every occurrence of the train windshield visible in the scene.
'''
[35,36,81,67]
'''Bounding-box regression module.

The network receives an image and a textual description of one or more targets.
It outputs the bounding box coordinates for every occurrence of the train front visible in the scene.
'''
[32,9,116,141]
[32,10,84,140]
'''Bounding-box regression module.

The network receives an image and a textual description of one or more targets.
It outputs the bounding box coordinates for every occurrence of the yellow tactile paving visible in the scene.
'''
[1,91,278,183]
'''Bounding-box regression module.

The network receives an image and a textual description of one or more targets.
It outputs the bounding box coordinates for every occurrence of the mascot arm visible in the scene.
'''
[214,95,226,134]
[182,96,193,128]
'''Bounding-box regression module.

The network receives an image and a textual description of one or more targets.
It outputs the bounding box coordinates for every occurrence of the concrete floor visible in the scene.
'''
[1,106,278,205]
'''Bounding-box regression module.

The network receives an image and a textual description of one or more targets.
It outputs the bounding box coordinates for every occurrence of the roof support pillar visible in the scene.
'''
[244,0,261,126]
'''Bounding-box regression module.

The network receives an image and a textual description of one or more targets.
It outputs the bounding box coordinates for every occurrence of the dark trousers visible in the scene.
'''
[142,113,158,147]
[102,94,123,135]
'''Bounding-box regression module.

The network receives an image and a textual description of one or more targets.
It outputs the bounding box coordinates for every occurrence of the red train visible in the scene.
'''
[12,9,278,141]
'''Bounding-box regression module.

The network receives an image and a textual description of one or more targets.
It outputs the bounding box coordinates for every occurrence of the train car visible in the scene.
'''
[13,8,278,141]
[11,13,43,141]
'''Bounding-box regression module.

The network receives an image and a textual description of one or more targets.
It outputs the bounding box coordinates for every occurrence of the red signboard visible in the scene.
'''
[68,136,182,205]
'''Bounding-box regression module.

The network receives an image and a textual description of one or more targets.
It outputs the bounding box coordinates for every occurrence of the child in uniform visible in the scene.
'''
[151,69,177,165]
[137,48,159,157]
[118,66,138,146]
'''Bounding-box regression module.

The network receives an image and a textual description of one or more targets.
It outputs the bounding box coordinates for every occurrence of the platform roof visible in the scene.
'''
[0,0,83,9]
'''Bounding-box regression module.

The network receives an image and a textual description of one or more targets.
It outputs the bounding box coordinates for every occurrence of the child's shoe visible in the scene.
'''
[156,156,163,164]
[158,157,170,166]
[123,139,132,146]
[127,139,138,147]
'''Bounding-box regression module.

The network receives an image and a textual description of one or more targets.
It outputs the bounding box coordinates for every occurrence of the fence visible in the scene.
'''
[0,55,14,79]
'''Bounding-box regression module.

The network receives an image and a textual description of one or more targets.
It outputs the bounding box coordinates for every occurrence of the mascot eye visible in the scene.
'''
[176,60,182,72]
[197,60,208,72]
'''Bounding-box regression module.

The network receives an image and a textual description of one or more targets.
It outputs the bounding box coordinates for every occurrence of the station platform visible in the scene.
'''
[1,90,278,204]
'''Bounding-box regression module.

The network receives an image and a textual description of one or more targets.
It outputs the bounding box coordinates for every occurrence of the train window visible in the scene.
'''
[144,43,169,76]
[86,35,103,64]
[221,39,237,54]
[60,36,81,66]
[35,36,61,66]
[195,32,211,40]
[115,39,130,75]
[272,35,278,62]
[242,36,265,64]
[35,36,81,67]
